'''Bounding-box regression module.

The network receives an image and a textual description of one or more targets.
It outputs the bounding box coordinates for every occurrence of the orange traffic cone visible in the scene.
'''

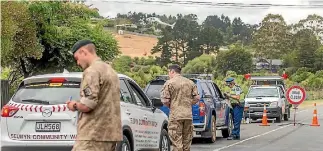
[260,104,270,126]
[310,103,320,126]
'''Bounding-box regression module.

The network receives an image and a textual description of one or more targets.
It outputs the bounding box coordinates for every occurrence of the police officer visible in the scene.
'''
[66,40,122,151]
[224,77,244,140]
[161,64,200,151]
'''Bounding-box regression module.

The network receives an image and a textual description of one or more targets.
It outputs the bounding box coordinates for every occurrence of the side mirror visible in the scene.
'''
[152,106,157,113]
[150,98,158,113]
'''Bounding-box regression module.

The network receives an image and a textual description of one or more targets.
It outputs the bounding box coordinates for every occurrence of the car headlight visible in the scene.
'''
[269,101,278,107]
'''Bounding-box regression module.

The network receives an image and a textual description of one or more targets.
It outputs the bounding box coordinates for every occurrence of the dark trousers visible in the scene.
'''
[231,104,244,137]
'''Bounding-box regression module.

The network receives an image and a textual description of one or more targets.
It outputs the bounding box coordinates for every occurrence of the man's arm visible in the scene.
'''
[229,86,242,102]
[160,81,171,108]
[75,69,101,113]
[191,83,200,105]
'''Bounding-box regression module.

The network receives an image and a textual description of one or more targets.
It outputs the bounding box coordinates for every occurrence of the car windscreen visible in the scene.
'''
[145,80,165,99]
[253,80,284,85]
[145,79,197,107]
[247,88,279,98]
[11,82,81,105]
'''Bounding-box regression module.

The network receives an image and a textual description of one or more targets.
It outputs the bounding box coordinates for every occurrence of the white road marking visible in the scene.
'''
[213,108,317,151]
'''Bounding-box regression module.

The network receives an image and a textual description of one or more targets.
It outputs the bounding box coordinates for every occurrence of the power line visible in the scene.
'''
[102,0,323,9]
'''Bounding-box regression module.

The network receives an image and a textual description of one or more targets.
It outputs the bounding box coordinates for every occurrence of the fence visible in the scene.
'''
[1,80,10,108]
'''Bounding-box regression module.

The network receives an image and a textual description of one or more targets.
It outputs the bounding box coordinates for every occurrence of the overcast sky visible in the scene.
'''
[87,0,323,24]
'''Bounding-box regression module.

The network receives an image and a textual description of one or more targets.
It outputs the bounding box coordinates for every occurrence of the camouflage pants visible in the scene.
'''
[168,119,194,151]
[72,140,117,151]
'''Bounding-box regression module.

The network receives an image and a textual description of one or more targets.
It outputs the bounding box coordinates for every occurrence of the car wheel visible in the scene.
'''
[276,111,282,123]
[222,113,233,138]
[206,116,217,143]
[284,108,289,121]
[159,129,170,151]
[116,135,131,151]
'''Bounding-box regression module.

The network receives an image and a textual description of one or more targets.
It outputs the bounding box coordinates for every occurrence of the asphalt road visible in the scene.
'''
[191,105,323,151]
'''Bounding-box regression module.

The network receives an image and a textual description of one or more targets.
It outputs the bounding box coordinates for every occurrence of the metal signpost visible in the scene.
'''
[286,85,306,126]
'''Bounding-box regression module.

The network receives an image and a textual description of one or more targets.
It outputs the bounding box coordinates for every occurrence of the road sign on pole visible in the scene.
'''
[287,85,306,106]
[286,85,306,126]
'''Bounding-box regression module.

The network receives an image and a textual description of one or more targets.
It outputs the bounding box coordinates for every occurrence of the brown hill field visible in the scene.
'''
[113,33,161,58]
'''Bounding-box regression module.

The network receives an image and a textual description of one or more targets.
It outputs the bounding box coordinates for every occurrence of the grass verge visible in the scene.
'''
[298,99,323,109]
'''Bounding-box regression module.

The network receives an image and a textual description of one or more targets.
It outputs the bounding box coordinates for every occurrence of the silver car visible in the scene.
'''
[1,72,170,151]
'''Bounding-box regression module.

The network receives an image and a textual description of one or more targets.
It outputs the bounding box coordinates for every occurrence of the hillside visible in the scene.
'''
[112,33,161,58]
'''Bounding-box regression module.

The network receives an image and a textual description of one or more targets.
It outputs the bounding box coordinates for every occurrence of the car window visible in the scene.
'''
[145,80,165,99]
[128,81,151,107]
[207,82,217,97]
[247,88,279,98]
[12,82,81,105]
[120,79,134,104]
[213,83,224,98]
[200,82,212,96]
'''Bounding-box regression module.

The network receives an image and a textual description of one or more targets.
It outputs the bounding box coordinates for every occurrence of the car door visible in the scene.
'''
[126,80,160,150]
[206,82,222,125]
[119,79,143,150]
[278,87,286,114]
[213,82,227,125]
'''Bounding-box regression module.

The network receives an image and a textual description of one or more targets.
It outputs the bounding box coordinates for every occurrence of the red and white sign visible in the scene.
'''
[286,85,306,105]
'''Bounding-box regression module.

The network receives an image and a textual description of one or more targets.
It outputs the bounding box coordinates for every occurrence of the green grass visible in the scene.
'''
[298,99,323,108]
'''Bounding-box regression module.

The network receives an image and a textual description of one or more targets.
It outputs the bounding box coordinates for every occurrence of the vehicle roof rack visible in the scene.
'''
[154,74,213,80]
[249,76,283,80]
[155,75,169,81]
[182,74,213,80]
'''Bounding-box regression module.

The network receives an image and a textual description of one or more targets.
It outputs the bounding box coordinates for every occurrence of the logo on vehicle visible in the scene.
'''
[257,103,262,107]
[42,109,52,117]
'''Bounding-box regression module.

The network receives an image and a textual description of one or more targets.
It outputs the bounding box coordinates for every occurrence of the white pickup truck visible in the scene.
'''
[244,76,291,123]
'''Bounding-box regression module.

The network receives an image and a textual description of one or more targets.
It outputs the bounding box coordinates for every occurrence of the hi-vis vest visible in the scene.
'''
[229,85,244,103]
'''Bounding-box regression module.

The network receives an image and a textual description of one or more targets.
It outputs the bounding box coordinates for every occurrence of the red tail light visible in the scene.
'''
[49,78,66,83]
[199,102,206,116]
[1,105,19,117]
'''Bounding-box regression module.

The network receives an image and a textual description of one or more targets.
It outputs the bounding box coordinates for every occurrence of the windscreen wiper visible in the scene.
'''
[21,99,50,105]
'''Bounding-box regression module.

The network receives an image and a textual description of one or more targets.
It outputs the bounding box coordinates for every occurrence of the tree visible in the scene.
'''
[1,1,43,79]
[151,26,173,66]
[25,1,119,76]
[112,56,133,74]
[172,14,200,65]
[252,14,292,71]
[293,14,323,44]
[182,54,217,74]
[314,46,323,71]
[216,44,253,75]
[198,26,224,54]
[293,29,320,70]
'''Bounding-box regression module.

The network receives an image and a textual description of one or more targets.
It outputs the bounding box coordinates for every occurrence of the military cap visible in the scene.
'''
[69,39,93,55]
[225,77,235,82]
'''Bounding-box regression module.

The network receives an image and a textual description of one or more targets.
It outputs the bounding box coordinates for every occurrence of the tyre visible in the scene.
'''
[222,113,233,138]
[159,129,171,151]
[284,108,289,121]
[116,135,131,151]
[206,116,217,143]
[276,111,282,123]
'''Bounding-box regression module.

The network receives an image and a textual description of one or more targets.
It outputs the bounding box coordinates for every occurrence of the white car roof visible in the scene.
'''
[23,72,133,84]
[251,86,278,89]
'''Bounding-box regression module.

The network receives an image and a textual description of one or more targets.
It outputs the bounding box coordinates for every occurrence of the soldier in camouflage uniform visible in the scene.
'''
[224,77,244,140]
[66,40,122,151]
[161,64,200,151]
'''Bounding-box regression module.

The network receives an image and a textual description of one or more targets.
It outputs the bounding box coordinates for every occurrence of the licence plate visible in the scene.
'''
[35,122,61,132]
[255,112,263,115]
